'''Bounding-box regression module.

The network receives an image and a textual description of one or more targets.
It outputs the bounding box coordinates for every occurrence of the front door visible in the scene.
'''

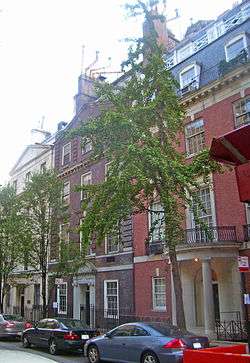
[213,283,220,321]
[85,288,90,326]
[20,295,25,317]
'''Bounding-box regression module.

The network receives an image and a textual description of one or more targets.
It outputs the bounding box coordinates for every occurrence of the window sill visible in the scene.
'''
[152,308,167,312]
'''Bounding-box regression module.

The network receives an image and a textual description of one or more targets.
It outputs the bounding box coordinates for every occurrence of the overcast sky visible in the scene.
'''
[0,0,236,184]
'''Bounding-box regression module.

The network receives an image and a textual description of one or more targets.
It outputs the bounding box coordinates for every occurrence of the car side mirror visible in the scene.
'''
[105,332,112,339]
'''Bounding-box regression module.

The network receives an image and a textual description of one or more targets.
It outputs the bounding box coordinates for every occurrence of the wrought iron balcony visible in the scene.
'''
[218,49,248,77]
[183,226,237,246]
[244,225,250,242]
[146,226,238,254]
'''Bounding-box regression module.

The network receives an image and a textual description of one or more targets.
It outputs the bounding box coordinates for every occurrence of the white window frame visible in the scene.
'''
[179,63,201,90]
[57,282,67,315]
[81,137,92,155]
[225,33,247,62]
[246,203,250,225]
[105,162,112,181]
[80,218,95,256]
[62,142,71,165]
[177,43,193,62]
[233,97,250,128]
[148,202,165,243]
[186,182,217,230]
[40,162,46,173]
[185,119,205,157]
[104,280,119,318]
[59,223,70,244]
[62,181,70,204]
[105,234,119,254]
[152,277,166,311]
[81,171,92,200]
[25,172,31,183]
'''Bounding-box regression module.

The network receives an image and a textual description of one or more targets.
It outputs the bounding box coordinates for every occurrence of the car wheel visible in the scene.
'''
[87,344,100,363]
[22,335,31,348]
[49,339,58,355]
[142,351,159,363]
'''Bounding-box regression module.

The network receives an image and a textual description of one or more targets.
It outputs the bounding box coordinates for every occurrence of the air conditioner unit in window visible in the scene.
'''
[180,80,198,96]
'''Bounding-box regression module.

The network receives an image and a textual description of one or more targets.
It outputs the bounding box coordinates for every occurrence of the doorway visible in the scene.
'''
[213,283,220,321]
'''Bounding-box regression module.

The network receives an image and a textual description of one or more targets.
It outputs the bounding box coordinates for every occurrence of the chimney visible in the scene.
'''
[57,121,67,132]
[74,74,96,115]
[143,8,178,53]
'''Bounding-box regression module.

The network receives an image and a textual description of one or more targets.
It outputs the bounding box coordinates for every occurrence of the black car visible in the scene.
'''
[22,317,98,355]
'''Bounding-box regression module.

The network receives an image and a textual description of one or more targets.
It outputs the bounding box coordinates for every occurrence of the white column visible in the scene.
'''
[73,283,80,319]
[202,258,215,336]
[89,284,95,328]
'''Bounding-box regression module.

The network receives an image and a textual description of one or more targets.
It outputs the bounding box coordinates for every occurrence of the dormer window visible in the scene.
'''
[62,142,71,165]
[177,43,193,63]
[225,34,247,61]
[81,137,92,155]
[179,63,201,94]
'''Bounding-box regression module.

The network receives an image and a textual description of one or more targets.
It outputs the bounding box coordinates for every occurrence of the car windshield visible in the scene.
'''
[148,323,191,337]
[3,315,24,322]
[58,319,88,329]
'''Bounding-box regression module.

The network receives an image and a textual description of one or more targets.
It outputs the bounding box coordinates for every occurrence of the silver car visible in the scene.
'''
[0,314,27,338]
[85,322,209,363]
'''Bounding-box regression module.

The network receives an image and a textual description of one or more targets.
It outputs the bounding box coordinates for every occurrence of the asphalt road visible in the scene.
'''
[0,338,88,363]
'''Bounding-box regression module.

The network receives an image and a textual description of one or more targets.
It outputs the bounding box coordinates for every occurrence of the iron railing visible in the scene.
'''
[244,225,250,242]
[184,226,237,246]
[146,226,237,254]
[216,320,247,342]
[12,305,44,322]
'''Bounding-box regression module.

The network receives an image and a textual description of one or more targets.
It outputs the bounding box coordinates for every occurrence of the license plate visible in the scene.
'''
[81,334,89,340]
[193,342,201,349]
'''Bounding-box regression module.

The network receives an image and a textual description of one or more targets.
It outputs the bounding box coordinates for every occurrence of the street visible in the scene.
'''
[0,339,87,363]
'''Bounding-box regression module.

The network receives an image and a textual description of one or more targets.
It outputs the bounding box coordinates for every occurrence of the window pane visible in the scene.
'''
[181,67,195,87]
[192,188,213,227]
[227,38,244,60]
[150,203,165,242]
[185,119,205,155]
[234,98,250,128]
[152,278,166,310]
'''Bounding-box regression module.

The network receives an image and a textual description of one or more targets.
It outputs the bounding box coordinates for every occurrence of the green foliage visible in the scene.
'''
[0,185,29,309]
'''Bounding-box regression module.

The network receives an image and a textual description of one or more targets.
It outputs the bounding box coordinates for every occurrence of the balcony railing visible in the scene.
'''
[184,226,237,245]
[146,226,237,254]
[244,225,250,242]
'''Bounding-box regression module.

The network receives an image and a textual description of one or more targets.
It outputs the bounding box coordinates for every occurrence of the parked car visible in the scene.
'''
[85,322,209,363]
[0,314,28,338]
[22,317,98,355]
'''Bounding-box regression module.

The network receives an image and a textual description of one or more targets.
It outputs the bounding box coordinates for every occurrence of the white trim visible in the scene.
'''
[104,280,119,318]
[97,264,133,272]
[62,142,71,165]
[81,171,92,200]
[179,63,201,90]
[152,277,166,311]
[225,33,247,61]
[105,234,119,255]
[95,250,133,259]
[57,282,67,315]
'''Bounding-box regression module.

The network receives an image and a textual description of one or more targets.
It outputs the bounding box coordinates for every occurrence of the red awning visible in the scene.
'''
[210,124,250,166]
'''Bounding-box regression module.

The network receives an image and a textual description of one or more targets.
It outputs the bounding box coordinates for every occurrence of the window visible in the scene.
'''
[185,119,205,156]
[57,283,67,314]
[152,277,166,311]
[80,218,94,255]
[60,223,70,244]
[111,325,135,337]
[105,162,112,181]
[62,181,70,204]
[225,35,246,61]
[13,180,17,193]
[62,143,71,165]
[104,280,119,318]
[25,172,31,183]
[178,43,193,62]
[40,162,46,173]
[105,233,119,254]
[81,172,92,200]
[37,319,48,328]
[149,202,165,243]
[81,137,92,154]
[34,284,40,306]
[191,187,213,227]
[233,97,250,128]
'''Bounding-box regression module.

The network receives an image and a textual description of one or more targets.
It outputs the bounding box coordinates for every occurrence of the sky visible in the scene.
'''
[0,0,237,184]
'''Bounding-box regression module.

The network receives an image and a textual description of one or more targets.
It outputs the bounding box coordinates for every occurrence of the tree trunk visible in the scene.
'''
[41,271,47,318]
[0,274,3,313]
[169,248,186,330]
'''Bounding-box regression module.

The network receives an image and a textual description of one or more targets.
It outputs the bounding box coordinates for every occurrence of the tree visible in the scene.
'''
[71,0,221,329]
[0,185,29,312]
[21,170,84,318]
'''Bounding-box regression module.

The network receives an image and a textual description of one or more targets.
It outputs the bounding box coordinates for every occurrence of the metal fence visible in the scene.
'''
[216,320,247,342]
[12,305,44,322]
